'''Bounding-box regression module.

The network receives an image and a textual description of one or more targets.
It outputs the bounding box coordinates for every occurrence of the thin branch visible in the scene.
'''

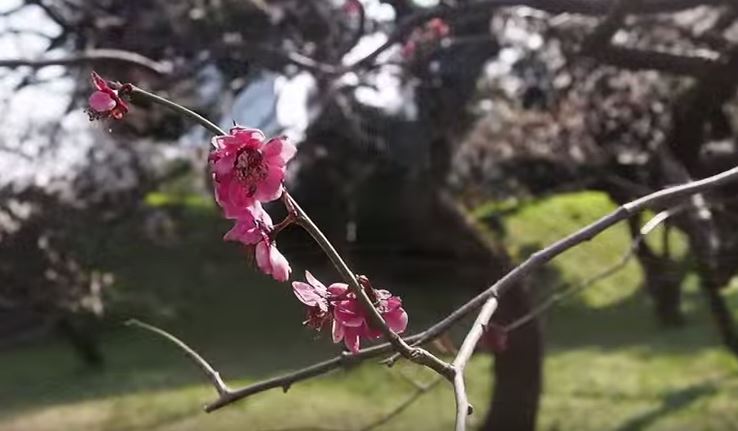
[589,46,719,76]
[359,377,444,431]
[0,49,172,75]
[451,297,499,431]
[405,164,738,351]
[124,85,225,136]
[284,192,455,379]
[448,207,681,431]
[504,207,681,332]
[125,319,231,397]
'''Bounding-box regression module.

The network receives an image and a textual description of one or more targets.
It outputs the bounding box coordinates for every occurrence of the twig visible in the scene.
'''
[284,192,454,379]
[125,319,231,397]
[123,85,225,136]
[503,207,681,332]
[0,49,172,75]
[589,46,718,76]
[451,297,498,431]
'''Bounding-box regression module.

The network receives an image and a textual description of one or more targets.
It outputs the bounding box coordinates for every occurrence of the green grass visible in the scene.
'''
[2,191,738,430]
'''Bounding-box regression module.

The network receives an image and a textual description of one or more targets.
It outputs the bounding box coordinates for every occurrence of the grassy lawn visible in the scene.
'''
[1,191,737,430]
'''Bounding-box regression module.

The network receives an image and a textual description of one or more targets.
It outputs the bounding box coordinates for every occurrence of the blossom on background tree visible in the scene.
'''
[292,272,408,352]
[401,18,451,60]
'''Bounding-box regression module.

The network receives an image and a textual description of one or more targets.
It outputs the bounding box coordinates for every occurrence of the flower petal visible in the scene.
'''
[89,91,116,112]
[332,320,344,343]
[327,283,349,297]
[334,300,365,327]
[212,153,236,178]
[254,164,284,202]
[343,327,361,353]
[223,180,255,218]
[263,136,297,166]
[292,281,321,306]
[383,309,408,334]
[305,271,327,294]
[230,126,266,143]
[90,71,108,91]
[255,241,272,276]
[268,244,291,282]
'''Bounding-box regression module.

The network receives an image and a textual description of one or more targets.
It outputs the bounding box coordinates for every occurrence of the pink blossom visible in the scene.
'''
[87,71,128,120]
[332,286,408,352]
[223,201,272,245]
[209,127,296,218]
[223,202,291,282]
[292,273,408,353]
[292,271,347,330]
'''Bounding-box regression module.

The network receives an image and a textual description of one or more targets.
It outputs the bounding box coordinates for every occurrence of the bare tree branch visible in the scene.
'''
[125,319,231,396]
[451,297,498,431]
[504,207,681,333]
[590,46,719,76]
[284,192,455,378]
[0,49,172,75]
[127,163,738,415]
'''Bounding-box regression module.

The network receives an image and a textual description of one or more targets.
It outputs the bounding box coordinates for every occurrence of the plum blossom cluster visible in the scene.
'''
[211,127,408,351]
[87,73,409,353]
[210,126,296,282]
[292,272,408,352]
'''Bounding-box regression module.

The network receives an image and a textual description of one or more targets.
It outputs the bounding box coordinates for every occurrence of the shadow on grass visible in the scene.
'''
[615,378,721,431]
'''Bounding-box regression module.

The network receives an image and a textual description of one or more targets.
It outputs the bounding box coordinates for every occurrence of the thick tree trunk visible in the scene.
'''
[56,314,105,368]
[483,284,543,431]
